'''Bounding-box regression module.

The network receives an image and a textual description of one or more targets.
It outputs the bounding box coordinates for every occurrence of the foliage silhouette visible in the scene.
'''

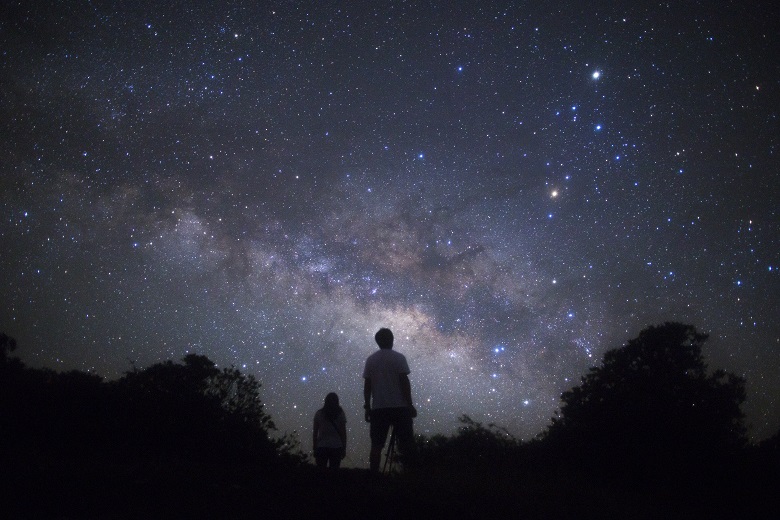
[113,353,302,464]
[1,331,17,359]
[543,322,747,486]
[416,414,521,473]
[1,338,304,470]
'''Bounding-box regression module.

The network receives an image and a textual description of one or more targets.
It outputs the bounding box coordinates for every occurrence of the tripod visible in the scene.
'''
[382,425,398,474]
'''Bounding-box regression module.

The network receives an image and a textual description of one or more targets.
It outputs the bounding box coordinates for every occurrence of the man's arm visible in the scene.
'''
[399,374,412,406]
[400,374,417,417]
[363,378,372,422]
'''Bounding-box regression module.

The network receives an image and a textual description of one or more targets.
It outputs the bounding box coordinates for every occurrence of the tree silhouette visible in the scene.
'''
[1,336,303,473]
[0,332,18,368]
[113,353,303,464]
[416,415,521,474]
[544,322,746,483]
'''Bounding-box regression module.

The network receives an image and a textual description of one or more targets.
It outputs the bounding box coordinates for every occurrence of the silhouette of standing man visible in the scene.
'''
[363,328,417,472]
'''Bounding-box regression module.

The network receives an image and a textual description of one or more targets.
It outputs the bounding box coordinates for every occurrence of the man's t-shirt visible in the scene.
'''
[363,348,410,410]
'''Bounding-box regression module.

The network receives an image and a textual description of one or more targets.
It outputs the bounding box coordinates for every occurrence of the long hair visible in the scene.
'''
[322,392,343,421]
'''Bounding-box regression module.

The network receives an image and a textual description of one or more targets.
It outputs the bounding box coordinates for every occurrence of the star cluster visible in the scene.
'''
[1,1,778,465]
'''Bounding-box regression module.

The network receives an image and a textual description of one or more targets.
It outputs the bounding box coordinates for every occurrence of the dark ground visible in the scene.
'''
[4,453,778,520]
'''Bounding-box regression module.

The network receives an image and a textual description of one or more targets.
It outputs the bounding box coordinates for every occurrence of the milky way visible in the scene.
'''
[1,1,778,466]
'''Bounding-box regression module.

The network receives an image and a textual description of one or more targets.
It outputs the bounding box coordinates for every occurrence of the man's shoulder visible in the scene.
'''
[387,349,407,361]
[365,349,380,364]
[367,348,406,360]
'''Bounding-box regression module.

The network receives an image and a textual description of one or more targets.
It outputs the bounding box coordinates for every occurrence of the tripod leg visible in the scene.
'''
[383,426,396,474]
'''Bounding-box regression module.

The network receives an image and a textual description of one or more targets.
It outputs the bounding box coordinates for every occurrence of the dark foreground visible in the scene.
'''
[2,330,777,519]
[5,455,778,520]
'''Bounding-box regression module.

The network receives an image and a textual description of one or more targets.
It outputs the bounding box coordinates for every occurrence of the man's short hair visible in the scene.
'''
[375,328,394,349]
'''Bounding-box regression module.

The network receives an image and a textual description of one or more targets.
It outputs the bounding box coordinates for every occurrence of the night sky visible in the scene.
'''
[2,1,778,466]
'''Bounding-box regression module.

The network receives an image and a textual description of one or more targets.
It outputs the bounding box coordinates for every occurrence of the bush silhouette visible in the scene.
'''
[1,338,304,471]
[543,322,747,484]
[417,415,521,473]
[114,353,302,464]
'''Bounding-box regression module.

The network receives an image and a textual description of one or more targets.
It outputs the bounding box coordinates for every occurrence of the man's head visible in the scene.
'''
[374,328,394,349]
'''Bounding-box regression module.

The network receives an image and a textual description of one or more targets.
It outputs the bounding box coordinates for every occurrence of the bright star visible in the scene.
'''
[592,71,600,79]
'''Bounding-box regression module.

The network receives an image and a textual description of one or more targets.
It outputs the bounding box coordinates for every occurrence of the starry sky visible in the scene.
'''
[1,1,778,466]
